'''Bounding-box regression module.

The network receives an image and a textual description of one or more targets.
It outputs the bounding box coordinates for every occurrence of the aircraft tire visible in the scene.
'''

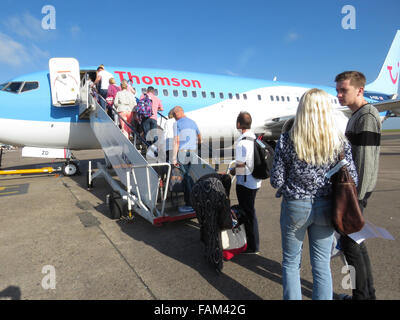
[62,162,79,176]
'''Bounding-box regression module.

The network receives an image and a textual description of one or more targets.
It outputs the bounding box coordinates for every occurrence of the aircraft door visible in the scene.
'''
[49,58,80,106]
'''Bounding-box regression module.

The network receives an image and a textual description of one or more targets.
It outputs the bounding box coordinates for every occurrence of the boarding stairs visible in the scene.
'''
[78,74,217,225]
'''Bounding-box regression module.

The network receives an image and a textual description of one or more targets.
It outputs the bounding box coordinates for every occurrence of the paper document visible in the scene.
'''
[348,220,395,244]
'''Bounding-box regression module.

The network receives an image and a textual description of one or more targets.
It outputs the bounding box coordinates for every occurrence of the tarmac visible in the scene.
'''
[0,131,399,301]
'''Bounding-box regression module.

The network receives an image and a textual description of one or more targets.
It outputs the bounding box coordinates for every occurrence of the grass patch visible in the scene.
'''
[382,129,400,132]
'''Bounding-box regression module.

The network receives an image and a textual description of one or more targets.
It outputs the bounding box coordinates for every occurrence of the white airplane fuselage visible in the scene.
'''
[0,67,349,150]
[1,27,400,152]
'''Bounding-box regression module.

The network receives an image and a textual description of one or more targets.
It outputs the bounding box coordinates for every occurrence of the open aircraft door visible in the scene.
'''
[49,57,80,106]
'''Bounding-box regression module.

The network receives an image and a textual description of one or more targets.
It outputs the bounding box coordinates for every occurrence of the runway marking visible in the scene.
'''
[0,184,29,197]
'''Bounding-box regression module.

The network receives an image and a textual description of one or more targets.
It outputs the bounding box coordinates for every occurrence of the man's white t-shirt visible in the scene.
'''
[164,118,176,151]
[99,70,113,90]
[235,131,262,190]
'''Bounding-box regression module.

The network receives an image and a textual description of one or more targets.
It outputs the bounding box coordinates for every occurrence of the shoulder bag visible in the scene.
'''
[327,151,365,235]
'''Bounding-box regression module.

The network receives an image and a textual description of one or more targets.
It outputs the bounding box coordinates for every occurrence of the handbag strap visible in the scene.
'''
[325,150,348,179]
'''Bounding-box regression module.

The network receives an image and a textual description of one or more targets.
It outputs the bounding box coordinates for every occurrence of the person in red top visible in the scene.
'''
[140,86,163,144]
[106,78,121,119]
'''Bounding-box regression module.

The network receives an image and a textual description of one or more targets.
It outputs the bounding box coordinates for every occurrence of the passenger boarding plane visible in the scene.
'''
[0,31,400,175]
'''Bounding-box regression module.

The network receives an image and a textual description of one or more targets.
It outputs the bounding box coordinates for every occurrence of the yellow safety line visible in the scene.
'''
[0,167,55,175]
[0,191,19,195]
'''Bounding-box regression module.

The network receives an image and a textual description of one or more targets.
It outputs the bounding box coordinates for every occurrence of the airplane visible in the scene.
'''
[0,30,399,176]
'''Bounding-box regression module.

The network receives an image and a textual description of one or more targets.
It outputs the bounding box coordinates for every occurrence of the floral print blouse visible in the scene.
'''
[270,132,358,200]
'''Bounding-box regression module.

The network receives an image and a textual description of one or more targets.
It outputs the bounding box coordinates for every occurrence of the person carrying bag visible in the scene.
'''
[270,88,358,300]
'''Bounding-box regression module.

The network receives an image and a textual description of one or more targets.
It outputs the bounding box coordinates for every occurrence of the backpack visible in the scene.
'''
[242,136,274,180]
[135,94,153,120]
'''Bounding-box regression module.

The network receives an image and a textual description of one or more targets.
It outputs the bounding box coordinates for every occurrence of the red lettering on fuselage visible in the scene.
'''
[114,70,202,88]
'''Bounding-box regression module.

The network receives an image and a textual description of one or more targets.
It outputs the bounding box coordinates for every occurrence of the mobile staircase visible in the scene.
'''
[78,72,218,226]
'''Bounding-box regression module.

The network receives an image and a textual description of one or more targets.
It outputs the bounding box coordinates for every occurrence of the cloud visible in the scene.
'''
[0,32,50,67]
[238,47,256,68]
[222,47,256,76]
[223,70,240,77]
[3,12,56,41]
[70,25,81,38]
[285,32,301,43]
[0,32,31,66]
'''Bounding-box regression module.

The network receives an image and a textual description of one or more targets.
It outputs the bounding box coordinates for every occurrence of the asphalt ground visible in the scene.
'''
[0,132,399,301]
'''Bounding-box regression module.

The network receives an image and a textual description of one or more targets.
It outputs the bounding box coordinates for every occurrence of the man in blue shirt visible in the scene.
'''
[172,106,202,211]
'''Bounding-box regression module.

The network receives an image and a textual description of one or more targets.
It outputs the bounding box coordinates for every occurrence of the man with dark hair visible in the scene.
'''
[335,71,381,300]
[230,111,261,254]
[335,71,367,89]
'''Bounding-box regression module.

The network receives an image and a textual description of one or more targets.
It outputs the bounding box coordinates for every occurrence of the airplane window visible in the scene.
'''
[276,96,280,101]
[142,88,146,94]
[183,90,187,97]
[0,82,9,91]
[270,95,274,101]
[228,93,233,99]
[210,92,215,98]
[297,97,300,101]
[154,89,159,96]
[173,90,178,97]
[287,96,290,102]
[220,92,224,99]
[21,82,39,92]
[281,96,285,101]
[243,94,247,100]
[192,91,197,98]
[235,93,240,99]
[258,95,262,101]
[4,82,23,93]
[202,91,206,98]
[163,89,169,96]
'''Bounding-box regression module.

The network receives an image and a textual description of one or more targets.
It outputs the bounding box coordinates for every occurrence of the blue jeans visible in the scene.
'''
[177,150,196,206]
[280,197,334,300]
[99,89,108,110]
[141,118,158,144]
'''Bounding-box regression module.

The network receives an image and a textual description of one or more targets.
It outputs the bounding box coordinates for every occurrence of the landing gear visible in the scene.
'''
[62,161,80,176]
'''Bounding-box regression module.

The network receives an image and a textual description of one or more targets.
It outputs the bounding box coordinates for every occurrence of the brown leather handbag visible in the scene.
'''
[330,152,365,235]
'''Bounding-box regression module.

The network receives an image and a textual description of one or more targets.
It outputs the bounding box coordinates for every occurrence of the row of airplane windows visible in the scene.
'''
[0,81,340,105]
[143,87,339,104]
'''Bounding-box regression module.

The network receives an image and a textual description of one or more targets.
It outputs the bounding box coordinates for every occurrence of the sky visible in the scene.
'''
[0,0,399,128]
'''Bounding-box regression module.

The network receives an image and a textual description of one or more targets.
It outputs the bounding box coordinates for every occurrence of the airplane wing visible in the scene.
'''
[371,99,400,116]
[262,106,353,140]
[262,115,294,140]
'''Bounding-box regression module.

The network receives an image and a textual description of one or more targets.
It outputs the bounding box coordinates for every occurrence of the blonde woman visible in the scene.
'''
[270,88,358,300]
[114,82,136,139]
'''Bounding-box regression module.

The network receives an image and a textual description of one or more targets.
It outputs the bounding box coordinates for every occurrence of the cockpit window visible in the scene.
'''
[3,82,23,93]
[21,81,39,92]
[0,82,9,90]
[0,81,39,93]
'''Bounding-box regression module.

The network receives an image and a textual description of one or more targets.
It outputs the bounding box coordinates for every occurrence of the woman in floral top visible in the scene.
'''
[270,88,357,300]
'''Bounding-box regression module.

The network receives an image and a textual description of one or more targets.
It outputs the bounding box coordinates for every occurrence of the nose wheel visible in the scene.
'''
[62,161,80,176]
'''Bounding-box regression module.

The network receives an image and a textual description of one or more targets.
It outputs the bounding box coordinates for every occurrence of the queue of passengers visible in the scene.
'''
[92,65,381,301]
[91,64,163,144]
